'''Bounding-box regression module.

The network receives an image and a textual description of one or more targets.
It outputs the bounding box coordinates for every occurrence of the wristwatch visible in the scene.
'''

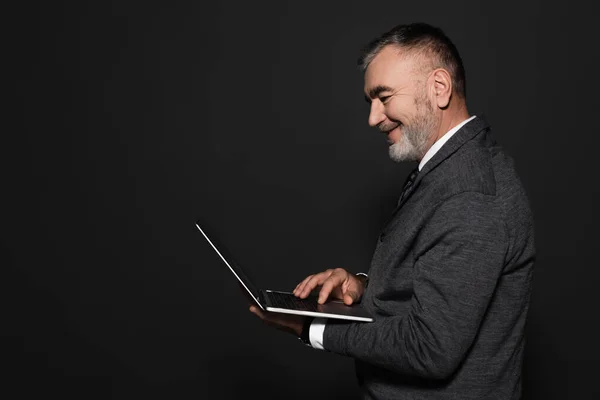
[356,272,369,289]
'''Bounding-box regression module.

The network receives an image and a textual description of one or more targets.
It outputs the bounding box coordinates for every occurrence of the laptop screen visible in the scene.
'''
[195,222,263,307]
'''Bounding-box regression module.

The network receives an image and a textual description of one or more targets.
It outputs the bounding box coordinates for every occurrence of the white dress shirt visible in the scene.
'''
[418,116,476,171]
[309,115,477,350]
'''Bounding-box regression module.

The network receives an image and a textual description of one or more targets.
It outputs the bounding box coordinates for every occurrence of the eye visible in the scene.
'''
[380,95,391,103]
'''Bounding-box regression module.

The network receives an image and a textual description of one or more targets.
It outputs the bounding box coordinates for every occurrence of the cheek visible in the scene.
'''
[386,100,415,123]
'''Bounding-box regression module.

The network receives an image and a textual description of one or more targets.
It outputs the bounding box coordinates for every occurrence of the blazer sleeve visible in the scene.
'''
[322,191,508,379]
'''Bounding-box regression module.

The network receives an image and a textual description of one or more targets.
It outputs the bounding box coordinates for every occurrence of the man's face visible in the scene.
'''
[364,45,439,162]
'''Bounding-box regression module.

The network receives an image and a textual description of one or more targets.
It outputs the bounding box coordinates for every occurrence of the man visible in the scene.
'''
[249,22,535,399]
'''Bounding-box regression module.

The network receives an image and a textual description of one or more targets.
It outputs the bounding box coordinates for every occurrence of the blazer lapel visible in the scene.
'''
[417,115,490,180]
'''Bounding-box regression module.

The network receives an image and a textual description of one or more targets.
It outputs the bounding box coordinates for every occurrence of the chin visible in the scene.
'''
[389,141,419,162]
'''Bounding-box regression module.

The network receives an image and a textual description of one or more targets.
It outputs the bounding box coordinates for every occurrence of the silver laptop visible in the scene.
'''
[196,222,373,322]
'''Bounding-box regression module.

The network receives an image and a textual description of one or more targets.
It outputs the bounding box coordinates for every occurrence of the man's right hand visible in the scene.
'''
[292,268,367,305]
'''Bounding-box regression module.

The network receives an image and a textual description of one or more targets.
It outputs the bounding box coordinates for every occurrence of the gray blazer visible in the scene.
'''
[323,116,535,399]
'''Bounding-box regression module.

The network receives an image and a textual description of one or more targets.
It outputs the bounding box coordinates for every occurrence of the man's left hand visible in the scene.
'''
[249,305,306,337]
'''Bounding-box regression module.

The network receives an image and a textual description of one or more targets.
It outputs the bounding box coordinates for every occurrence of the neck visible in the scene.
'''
[422,101,470,158]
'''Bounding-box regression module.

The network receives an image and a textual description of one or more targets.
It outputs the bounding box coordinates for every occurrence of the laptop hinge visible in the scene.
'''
[258,290,267,307]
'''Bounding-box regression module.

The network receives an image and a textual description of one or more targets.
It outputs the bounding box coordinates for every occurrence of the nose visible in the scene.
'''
[368,100,386,128]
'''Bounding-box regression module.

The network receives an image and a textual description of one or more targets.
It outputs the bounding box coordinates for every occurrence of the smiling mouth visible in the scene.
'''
[386,130,396,144]
[383,124,404,145]
[382,122,401,134]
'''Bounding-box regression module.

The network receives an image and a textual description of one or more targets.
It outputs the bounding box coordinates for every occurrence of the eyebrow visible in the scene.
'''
[364,85,395,103]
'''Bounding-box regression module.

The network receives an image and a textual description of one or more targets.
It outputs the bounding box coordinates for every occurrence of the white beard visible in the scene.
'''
[388,131,423,162]
[389,96,438,162]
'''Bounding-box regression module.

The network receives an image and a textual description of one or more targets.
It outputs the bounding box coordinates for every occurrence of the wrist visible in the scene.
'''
[299,316,314,345]
[355,272,369,290]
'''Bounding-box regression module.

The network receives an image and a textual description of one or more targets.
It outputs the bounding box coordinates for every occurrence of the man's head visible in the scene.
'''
[359,23,467,162]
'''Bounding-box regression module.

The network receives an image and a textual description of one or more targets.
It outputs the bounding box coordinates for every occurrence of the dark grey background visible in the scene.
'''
[4,1,599,399]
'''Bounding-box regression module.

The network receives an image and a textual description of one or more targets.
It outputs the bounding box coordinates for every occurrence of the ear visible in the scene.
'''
[431,68,452,109]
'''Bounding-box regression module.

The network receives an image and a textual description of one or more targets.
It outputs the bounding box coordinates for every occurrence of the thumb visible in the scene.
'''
[343,290,357,305]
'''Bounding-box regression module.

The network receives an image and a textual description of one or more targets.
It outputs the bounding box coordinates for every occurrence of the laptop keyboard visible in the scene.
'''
[266,291,319,312]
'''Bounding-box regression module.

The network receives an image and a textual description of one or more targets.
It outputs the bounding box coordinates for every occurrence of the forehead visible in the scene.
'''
[364,45,419,94]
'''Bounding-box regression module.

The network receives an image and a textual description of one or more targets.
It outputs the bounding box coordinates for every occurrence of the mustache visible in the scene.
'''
[378,122,401,133]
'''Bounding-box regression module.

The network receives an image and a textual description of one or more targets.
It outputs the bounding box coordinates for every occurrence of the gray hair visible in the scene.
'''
[358,23,467,99]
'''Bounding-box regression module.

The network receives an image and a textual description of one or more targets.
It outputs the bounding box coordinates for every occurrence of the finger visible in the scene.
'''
[318,273,346,304]
[343,292,357,305]
[297,275,319,297]
[293,275,314,296]
[295,273,322,297]
[299,270,334,298]
[250,306,288,327]
[299,271,331,296]
[249,305,266,320]
[341,279,358,305]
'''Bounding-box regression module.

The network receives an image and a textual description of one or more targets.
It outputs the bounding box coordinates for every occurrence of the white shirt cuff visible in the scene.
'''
[309,317,327,350]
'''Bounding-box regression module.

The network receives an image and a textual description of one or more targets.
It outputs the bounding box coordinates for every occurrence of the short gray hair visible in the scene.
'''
[358,23,467,99]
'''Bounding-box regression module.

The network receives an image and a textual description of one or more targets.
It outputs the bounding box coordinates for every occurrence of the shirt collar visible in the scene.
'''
[418,115,477,171]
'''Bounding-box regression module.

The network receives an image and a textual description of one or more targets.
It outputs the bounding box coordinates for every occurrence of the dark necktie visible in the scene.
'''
[397,167,419,206]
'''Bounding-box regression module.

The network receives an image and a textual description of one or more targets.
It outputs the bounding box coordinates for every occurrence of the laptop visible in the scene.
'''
[195,221,373,322]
